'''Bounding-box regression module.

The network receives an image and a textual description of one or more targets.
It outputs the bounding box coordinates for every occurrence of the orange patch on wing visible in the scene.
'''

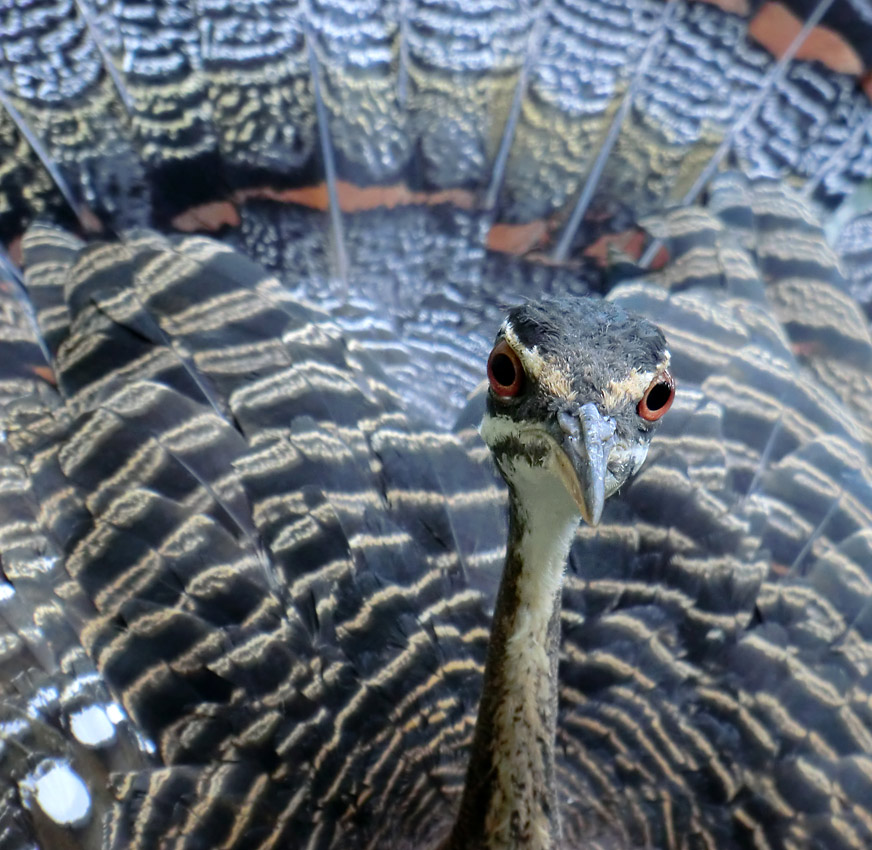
[235,181,478,214]
[207,179,677,267]
[583,229,669,269]
[791,339,824,357]
[486,221,549,254]
[239,183,329,210]
[749,2,864,77]
[7,235,22,268]
[80,207,103,235]
[33,364,57,385]
[172,201,241,232]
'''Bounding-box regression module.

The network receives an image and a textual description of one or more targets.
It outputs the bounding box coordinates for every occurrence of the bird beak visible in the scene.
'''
[556,404,616,527]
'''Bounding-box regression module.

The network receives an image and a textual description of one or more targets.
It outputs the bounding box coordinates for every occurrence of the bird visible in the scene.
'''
[1,1,872,850]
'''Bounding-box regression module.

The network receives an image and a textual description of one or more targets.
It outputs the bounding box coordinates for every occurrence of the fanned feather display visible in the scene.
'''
[2,1,872,848]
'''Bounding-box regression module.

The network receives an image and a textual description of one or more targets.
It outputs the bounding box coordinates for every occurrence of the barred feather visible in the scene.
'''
[2,1,872,849]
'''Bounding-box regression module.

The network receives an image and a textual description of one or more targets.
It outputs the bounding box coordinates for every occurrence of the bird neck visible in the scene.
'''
[447,461,581,850]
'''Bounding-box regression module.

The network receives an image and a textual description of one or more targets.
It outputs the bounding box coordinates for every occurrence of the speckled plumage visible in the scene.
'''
[2,1,872,849]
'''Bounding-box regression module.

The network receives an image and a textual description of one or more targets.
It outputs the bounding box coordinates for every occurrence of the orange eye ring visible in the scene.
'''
[638,370,675,421]
[487,340,524,398]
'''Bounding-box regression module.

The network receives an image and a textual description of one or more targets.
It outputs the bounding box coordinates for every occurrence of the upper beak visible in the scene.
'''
[556,403,616,526]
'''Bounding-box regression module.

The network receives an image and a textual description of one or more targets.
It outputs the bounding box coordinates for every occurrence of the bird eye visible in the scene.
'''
[637,370,675,421]
[487,340,524,398]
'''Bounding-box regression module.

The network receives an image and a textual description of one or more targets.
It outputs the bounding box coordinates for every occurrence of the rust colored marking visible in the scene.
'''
[791,339,824,357]
[863,71,872,100]
[80,206,103,235]
[172,201,241,232]
[174,181,674,265]
[648,244,670,270]
[33,364,57,385]
[7,235,22,267]
[486,221,549,254]
[238,183,329,210]
[583,229,670,269]
[749,2,864,77]
[235,181,478,214]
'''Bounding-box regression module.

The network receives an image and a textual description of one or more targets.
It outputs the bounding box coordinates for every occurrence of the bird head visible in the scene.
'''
[480,297,674,526]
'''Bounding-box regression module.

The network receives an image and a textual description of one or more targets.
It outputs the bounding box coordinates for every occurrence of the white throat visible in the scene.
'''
[484,450,581,850]
[481,413,583,618]
[504,453,581,631]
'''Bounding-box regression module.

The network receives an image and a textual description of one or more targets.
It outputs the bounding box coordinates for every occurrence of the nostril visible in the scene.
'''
[559,406,616,445]
[579,403,616,444]
[558,410,580,438]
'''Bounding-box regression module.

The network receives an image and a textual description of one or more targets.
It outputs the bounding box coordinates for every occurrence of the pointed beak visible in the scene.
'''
[556,404,616,526]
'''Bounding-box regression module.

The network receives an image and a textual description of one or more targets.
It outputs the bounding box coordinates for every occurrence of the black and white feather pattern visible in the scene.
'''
[2,1,872,848]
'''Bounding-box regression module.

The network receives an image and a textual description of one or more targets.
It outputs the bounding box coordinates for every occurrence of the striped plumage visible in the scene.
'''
[2,0,872,848]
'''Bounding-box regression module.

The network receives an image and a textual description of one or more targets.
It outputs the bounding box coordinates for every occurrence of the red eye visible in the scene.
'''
[487,340,524,398]
[637,370,675,421]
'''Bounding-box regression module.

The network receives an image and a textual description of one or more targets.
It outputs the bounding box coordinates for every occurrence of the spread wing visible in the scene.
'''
[1,1,872,849]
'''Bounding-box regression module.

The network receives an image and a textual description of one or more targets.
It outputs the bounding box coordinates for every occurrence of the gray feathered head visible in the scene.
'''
[481,297,674,524]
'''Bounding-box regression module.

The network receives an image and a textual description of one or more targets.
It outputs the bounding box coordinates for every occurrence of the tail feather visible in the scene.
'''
[554,180,872,849]
[3,2,872,849]
[3,0,872,252]
[837,207,872,314]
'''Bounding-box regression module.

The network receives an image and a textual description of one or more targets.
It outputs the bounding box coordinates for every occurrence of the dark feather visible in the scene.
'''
[2,1,872,849]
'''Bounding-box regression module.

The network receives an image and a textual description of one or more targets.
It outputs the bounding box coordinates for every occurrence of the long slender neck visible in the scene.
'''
[446,464,581,850]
